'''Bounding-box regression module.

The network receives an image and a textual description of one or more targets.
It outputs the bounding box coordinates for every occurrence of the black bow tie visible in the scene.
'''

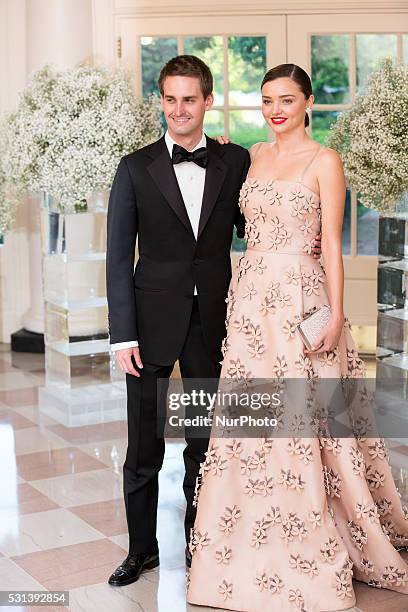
[171,144,208,168]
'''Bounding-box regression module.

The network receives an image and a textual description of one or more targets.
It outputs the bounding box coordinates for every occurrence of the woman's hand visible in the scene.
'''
[312,233,321,259]
[213,136,230,145]
[305,314,345,354]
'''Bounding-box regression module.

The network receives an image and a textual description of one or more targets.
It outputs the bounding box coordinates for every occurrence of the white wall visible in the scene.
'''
[0,0,30,343]
[0,0,95,343]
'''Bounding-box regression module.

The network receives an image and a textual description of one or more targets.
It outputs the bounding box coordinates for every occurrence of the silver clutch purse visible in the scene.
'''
[297,305,331,350]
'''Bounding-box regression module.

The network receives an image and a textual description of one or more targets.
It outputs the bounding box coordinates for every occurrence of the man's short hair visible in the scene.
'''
[158,55,213,99]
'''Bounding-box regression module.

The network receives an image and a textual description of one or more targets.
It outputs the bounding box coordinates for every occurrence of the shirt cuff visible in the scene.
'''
[110,340,139,351]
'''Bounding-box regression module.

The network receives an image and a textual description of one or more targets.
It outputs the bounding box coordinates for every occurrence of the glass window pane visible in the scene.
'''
[184,36,224,105]
[141,37,178,97]
[311,111,341,145]
[228,36,266,106]
[357,199,379,255]
[229,110,268,149]
[311,35,350,104]
[342,190,351,255]
[404,34,408,65]
[204,110,224,138]
[356,34,397,93]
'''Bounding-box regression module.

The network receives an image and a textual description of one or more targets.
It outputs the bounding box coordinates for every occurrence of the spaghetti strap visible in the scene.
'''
[297,146,324,182]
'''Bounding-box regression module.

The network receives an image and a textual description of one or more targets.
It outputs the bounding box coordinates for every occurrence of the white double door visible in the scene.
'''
[117,11,408,327]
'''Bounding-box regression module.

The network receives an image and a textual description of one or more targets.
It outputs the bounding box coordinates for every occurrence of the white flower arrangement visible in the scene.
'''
[0,65,162,218]
[0,162,15,234]
[327,59,408,214]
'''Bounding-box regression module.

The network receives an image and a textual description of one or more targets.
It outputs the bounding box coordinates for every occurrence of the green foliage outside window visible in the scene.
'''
[311,35,350,105]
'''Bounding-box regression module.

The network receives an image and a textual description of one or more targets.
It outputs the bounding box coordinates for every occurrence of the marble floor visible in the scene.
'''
[0,349,408,612]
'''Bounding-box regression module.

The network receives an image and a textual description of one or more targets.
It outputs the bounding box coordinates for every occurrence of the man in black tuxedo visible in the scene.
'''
[106,55,250,587]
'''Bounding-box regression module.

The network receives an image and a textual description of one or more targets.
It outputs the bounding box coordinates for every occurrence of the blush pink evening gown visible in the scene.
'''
[186,144,408,612]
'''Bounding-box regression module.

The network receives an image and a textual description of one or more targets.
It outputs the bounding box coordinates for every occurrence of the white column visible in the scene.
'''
[0,0,30,343]
[26,0,93,73]
[22,0,93,334]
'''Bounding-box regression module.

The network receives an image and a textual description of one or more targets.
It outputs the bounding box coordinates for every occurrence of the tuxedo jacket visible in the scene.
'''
[106,135,251,365]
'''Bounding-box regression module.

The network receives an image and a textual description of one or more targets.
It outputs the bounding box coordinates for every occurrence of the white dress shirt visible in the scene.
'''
[110,131,207,352]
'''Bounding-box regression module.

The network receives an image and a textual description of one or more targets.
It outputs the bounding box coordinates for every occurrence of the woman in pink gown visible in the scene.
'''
[186,64,408,611]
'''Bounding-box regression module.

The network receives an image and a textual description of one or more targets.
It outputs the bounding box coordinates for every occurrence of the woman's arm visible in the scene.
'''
[307,148,346,353]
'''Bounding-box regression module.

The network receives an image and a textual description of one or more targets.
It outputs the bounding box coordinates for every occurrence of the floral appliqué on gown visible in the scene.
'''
[187,152,408,612]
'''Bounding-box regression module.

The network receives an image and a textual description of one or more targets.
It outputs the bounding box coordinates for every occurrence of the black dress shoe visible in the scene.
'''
[185,545,192,568]
[108,552,159,586]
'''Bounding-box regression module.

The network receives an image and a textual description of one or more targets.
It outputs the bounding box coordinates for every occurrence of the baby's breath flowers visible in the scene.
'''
[327,59,408,214]
[0,65,162,218]
[0,162,15,234]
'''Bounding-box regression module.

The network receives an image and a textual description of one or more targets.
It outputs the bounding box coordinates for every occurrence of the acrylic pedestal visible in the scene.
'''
[37,192,126,427]
[376,214,408,444]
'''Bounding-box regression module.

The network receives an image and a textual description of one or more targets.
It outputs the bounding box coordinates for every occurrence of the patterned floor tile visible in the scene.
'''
[0,557,45,590]
[353,578,408,611]
[0,387,38,407]
[30,468,122,507]
[68,499,127,537]
[14,483,60,515]
[0,371,41,391]
[0,410,36,430]
[78,438,128,471]
[13,427,70,456]
[12,539,127,590]
[46,421,127,445]
[16,447,107,481]
[13,405,59,427]
[67,571,173,612]
[0,508,105,557]
[0,359,19,373]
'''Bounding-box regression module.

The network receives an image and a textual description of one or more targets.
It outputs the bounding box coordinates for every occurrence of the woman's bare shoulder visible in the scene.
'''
[249,141,272,161]
[315,147,344,181]
[319,146,343,166]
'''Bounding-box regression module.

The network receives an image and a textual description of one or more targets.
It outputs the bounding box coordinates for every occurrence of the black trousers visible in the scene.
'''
[123,297,221,554]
